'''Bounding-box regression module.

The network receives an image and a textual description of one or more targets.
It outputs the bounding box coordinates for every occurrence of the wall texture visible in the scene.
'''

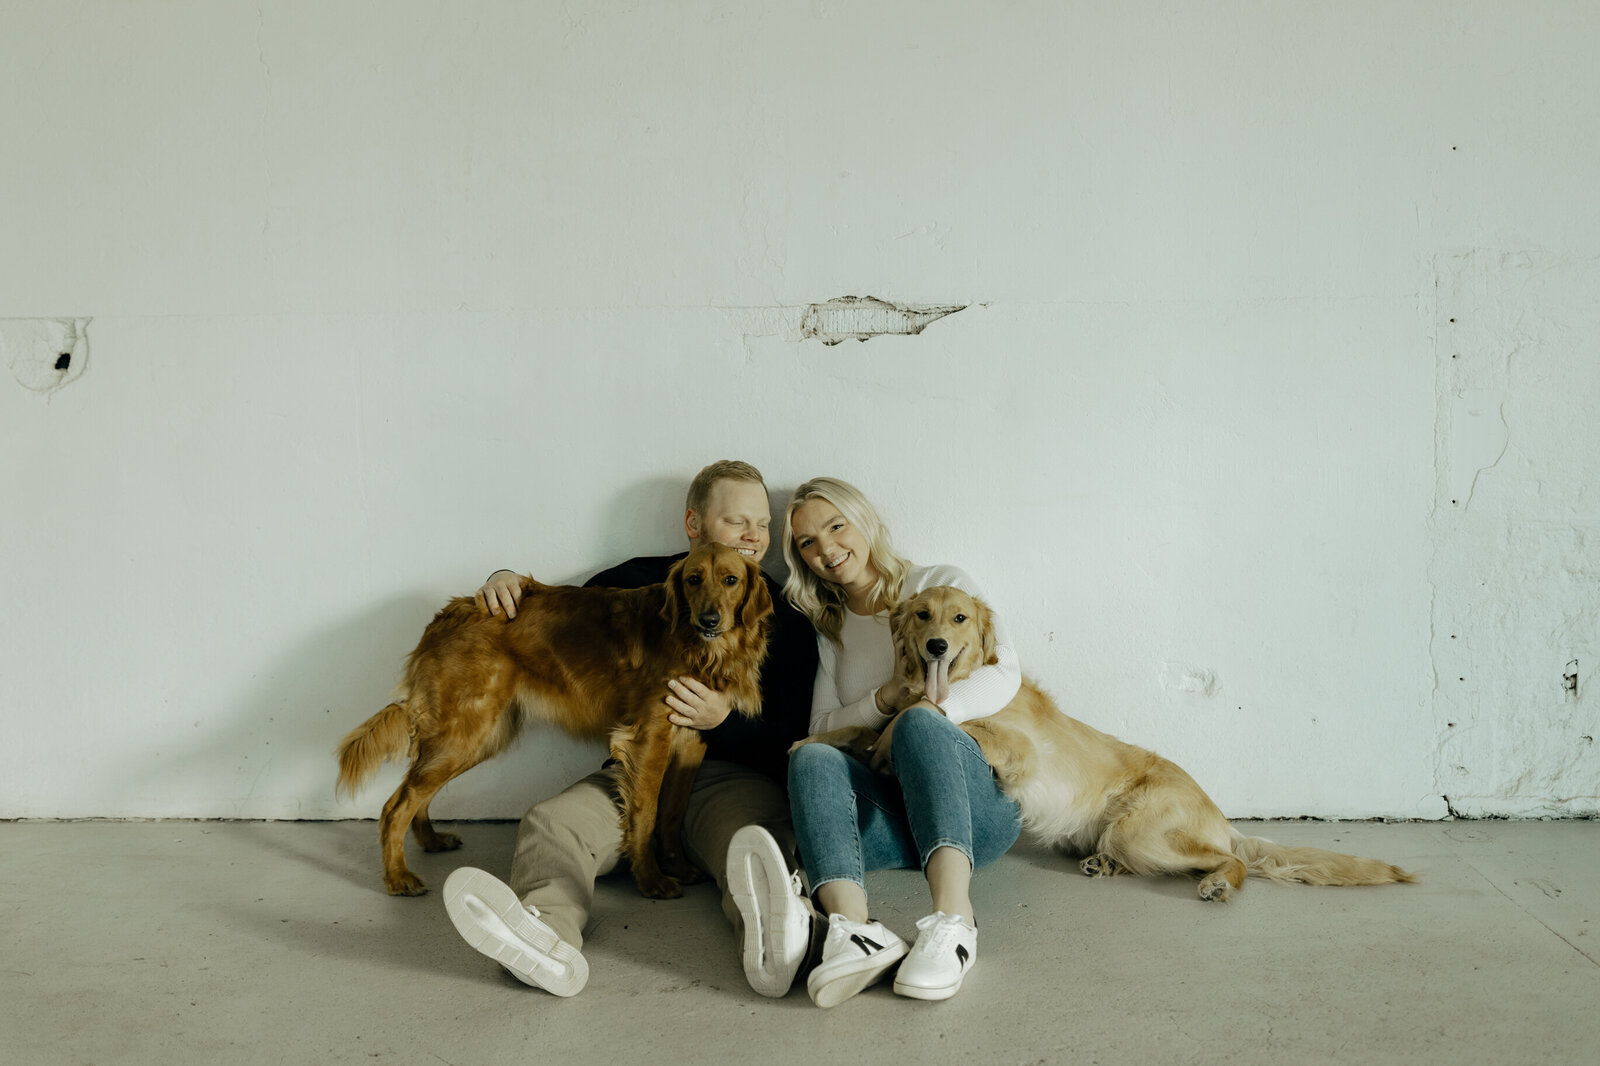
[2,1,1595,821]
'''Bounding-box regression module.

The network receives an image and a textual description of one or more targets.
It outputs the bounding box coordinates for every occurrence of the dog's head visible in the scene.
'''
[662,542,773,640]
[889,586,997,690]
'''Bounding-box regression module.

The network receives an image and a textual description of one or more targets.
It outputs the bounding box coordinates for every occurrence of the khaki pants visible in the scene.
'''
[509,759,796,950]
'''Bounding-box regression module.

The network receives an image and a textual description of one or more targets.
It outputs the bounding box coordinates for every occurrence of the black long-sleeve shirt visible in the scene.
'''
[584,553,819,783]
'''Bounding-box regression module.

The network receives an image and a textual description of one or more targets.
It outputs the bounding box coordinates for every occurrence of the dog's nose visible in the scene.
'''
[697,610,721,630]
[925,638,948,658]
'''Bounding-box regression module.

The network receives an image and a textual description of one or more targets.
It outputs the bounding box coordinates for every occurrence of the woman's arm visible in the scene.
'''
[808,633,894,735]
[911,565,1022,726]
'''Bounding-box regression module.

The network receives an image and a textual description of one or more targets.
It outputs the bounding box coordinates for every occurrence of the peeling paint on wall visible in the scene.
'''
[721,298,971,357]
[1429,251,1600,817]
[2,317,90,396]
[800,296,966,345]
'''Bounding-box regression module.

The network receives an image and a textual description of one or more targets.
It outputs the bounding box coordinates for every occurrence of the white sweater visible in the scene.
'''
[808,564,1022,733]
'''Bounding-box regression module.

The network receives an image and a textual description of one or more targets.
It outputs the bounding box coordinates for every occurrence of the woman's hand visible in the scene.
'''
[475,570,523,619]
[666,677,733,730]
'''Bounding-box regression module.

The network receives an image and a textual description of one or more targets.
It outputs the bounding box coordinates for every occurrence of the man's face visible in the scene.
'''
[687,480,772,563]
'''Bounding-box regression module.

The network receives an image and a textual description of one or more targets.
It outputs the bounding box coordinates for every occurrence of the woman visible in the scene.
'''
[781,476,1023,1006]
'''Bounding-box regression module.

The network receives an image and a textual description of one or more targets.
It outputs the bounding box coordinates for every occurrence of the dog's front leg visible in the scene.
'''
[789,726,882,765]
[615,711,683,899]
[654,727,708,884]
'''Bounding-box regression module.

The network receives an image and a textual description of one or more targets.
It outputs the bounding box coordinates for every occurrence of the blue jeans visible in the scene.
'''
[787,706,1022,896]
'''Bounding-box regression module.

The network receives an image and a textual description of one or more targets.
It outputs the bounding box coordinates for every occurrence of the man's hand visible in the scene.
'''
[474,570,524,620]
[665,677,733,730]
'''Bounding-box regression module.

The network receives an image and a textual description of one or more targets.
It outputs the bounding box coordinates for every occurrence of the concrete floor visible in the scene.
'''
[1,820,1595,1065]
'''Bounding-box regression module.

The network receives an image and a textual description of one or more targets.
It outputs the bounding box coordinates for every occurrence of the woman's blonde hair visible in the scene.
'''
[782,477,912,643]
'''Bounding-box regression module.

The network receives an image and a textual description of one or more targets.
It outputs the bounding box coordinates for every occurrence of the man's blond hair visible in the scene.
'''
[686,460,767,515]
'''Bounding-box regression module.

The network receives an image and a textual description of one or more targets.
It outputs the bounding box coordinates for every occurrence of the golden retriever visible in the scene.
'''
[336,543,772,898]
[805,586,1413,901]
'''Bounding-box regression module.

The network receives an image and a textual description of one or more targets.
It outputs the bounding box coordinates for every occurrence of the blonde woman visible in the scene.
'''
[777,476,1023,1006]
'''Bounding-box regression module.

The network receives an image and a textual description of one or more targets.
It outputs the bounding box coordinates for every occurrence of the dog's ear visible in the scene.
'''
[889,598,910,635]
[661,558,685,626]
[975,597,999,665]
[739,562,773,629]
[888,599,919,680]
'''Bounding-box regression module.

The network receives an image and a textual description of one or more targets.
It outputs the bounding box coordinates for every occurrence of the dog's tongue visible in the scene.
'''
[924,658,951,706]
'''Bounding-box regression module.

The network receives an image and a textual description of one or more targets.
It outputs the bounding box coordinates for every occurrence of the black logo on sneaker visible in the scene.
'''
[955,944,970,966]
[850,933,884,955]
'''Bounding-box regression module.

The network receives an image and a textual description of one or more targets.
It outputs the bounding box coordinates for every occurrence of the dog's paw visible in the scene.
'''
[659,850,707,884]
[878,677,918,714]
[385,871,429,896]
[419,831,463,853]
[1198,874,1234,902]
[1080,853,1121,878]
[634,872,683,900]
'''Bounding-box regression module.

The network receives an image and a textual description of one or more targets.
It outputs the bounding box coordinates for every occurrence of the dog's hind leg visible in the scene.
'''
[378,740,496,896]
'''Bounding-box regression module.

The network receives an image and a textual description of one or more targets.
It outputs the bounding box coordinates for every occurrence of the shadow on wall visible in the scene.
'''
[590,471,799,586]
[591,475,688,576]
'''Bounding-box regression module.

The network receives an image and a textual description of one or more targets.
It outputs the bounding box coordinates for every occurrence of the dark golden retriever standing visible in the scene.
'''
[337,543,772,898]
[805,586,1414,901]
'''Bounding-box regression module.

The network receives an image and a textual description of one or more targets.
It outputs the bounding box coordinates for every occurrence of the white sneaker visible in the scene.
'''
[443,867,588,997]
[892,911,976,1001]
[727,825,814,997]
[805,913,909,1008]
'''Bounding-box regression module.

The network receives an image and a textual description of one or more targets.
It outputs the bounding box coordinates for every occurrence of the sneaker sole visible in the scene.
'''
[727,826,808,998]
[808,941,909,1008]
[443,867,588,997]
[892,970,966,1001]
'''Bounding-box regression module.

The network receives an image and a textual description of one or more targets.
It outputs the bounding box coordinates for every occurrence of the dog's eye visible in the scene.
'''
[916,610,931,621]
[686,574,702,586]
[953,613,966,623]
[723,574,738,586]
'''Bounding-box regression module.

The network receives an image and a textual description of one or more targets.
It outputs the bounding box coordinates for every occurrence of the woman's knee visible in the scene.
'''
[787,741,849,795]
[891,704,962,754]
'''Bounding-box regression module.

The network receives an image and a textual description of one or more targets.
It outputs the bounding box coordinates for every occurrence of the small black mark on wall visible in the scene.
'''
[1563,659,1579,700]
[55,352,71,371]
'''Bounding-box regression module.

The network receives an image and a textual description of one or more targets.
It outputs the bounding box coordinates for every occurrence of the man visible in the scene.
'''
[442,461,820,998]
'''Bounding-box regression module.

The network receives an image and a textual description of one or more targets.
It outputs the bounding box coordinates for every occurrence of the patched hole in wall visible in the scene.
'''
[2,317,91,397]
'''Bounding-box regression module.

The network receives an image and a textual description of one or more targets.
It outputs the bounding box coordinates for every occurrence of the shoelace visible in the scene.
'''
[911,912,970,962]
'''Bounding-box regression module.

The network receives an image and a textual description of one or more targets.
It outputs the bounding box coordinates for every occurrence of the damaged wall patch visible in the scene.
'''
[800,296,965,345]
[3,317,91,396]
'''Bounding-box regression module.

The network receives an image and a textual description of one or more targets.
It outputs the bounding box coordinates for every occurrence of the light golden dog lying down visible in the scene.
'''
[799,586,1414,902]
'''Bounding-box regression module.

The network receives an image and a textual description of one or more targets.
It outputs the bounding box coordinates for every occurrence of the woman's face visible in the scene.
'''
[791,497,875,592]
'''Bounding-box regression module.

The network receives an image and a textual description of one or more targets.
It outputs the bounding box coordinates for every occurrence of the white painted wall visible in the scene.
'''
[2,1,1595,822]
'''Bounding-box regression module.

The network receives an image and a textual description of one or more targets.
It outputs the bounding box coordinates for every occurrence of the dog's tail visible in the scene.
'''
[1231,832,1416,887]
[336,700,414,799]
